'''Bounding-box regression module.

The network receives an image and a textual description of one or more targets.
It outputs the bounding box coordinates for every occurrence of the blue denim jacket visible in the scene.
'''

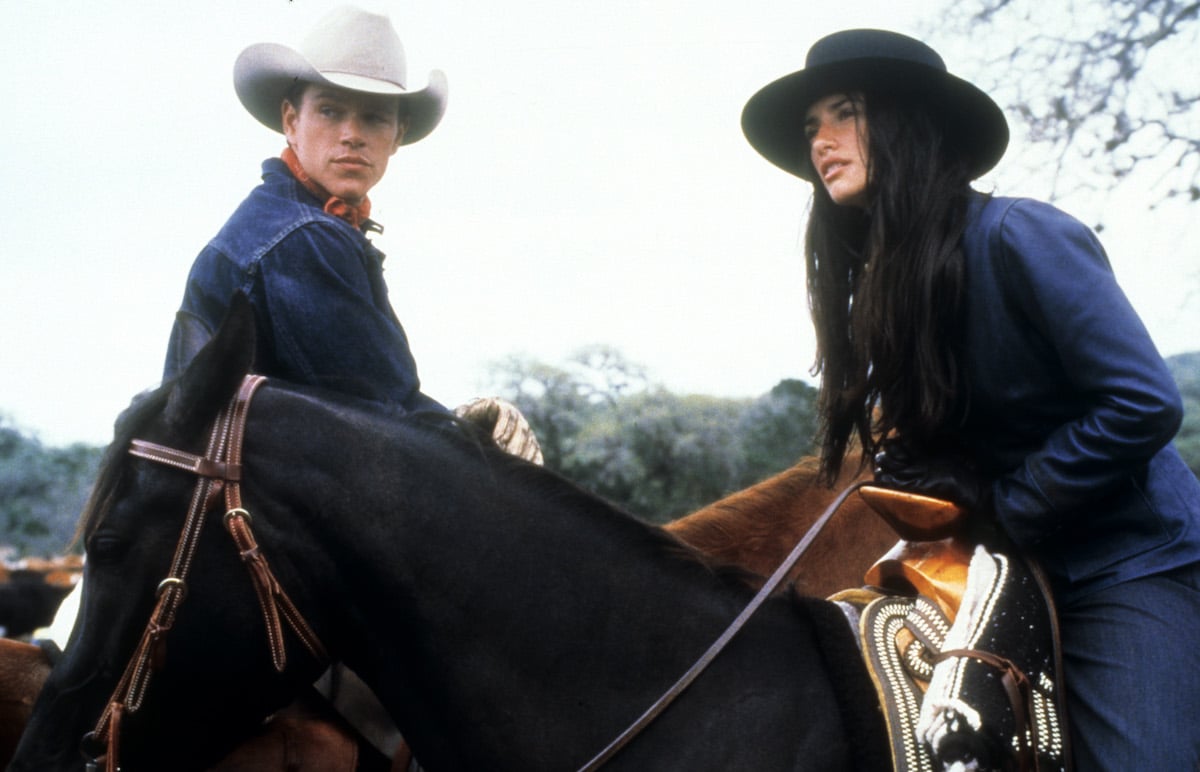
[957,194,1200,599]
[164,158,444,413]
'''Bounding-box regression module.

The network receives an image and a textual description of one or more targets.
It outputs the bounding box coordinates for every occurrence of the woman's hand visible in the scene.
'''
[873,439,993,515]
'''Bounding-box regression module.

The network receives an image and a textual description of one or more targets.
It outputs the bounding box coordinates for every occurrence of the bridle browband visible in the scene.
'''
[82,374,327,772]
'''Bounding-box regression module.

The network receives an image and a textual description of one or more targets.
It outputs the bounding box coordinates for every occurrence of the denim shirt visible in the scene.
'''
[957,194,1200,599]
[164,158,443,413]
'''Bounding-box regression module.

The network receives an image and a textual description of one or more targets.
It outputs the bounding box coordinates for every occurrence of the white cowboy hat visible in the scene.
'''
[234,6,447,145]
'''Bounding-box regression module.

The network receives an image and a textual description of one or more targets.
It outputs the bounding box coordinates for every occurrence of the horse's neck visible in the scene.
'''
[268,421,783,761]
[250,400,852,769]
[337,495,759,765]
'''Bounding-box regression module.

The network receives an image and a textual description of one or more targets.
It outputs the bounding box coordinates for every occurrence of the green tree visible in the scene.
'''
[487,345,648,472]
[1168,352,1200,477]
[609,391,747,522]
[0,419,102,557]
[1176,395,1200,476]
[487,351,821,523]
[734,379,820,489]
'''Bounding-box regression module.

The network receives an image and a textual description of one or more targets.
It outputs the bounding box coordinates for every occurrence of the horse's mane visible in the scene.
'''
[72,385,175,548]
[663,453,876,593]
[411,409,757,584]
[665,457,828,553]
[71,378,751,591]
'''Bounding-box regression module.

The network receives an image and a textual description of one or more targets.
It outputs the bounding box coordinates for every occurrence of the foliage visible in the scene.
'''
[493,349,1200,521]
[0,418,102,557]
[935,0,1199,204]
[1169,351,1200,399]
[486,345,650,472]
[490,351,819,523]
[1168,352,1200,477]
[734,379,820,489]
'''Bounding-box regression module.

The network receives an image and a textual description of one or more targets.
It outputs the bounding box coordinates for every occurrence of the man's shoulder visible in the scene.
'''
[209,163,357,269]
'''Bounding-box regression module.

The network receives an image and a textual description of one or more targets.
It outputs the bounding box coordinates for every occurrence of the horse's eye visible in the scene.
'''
[87,531,130,564]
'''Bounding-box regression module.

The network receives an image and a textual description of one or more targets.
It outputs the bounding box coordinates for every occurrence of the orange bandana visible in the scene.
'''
[281,147,372,229]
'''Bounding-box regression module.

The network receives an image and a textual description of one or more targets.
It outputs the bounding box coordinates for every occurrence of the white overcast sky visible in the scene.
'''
[2,0,1197,446]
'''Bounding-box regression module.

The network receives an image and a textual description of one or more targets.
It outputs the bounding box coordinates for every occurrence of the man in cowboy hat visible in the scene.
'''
[153,10,541,764]
[163,5,447,412]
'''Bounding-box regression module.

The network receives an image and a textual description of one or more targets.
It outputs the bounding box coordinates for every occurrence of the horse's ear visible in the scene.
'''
[168,310,214,374]
[163,293,258,432]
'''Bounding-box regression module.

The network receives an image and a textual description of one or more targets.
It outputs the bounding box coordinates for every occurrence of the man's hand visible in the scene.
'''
[455,397,544,465]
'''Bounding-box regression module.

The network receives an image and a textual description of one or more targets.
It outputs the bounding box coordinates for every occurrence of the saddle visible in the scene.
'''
[207,693,361,772]
[833,487,1070,772]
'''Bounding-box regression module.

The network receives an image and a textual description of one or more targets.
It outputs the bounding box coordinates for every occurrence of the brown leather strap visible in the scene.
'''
[220,377,326,667]
[225,510,327,669]
[934,647,1039,772]
[97,702,120,772]
[576,481,869,771]
[129,439,242,481]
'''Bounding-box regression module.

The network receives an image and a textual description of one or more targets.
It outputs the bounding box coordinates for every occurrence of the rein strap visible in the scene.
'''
[577,481,869,771]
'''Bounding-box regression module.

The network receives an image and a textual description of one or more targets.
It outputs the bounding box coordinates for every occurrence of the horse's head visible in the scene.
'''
[12,295,327,771]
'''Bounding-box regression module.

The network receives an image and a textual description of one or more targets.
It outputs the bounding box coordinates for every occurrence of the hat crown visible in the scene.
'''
[807,29,946,74]
[300,6,408,89]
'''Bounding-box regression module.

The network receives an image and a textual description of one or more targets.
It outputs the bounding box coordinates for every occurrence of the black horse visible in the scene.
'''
[11,298,889,771]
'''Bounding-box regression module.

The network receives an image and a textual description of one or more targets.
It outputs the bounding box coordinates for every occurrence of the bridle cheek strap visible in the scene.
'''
[85,375,327,772]
[225,511,326,671]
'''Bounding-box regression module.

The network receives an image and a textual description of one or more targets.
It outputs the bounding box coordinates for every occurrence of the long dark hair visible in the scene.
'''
[807,88,976,482]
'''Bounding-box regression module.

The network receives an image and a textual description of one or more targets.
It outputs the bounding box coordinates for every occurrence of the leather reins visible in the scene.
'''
[82,374,327,772]
[576,481,870,771]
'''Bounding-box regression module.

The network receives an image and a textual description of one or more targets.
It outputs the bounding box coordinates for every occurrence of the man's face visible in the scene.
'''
[282,85,407,205]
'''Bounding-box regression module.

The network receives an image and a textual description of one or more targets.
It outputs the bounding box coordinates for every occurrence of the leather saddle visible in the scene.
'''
[833,486,1070,772]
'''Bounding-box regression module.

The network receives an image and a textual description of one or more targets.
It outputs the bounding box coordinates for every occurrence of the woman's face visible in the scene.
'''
[804,93,869,208]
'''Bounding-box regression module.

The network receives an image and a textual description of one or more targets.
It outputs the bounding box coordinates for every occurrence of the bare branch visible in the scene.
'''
[932,0,1200,205]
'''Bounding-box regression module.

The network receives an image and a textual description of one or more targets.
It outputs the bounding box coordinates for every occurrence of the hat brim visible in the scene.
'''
[742,58,1008,181]
[234,42,447,146]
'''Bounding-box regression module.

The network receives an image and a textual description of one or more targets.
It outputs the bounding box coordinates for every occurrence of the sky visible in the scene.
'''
[2,0,1197,447]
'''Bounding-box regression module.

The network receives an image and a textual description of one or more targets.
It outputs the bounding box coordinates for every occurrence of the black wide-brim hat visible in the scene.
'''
[742,29,1008,181]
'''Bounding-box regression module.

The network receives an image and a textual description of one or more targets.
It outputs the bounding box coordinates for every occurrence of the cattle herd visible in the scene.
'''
[0,556,80,640]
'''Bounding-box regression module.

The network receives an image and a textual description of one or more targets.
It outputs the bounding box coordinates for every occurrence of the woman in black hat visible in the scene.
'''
[742,28,1200,770]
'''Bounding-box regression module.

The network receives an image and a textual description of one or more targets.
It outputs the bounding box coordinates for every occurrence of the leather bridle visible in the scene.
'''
[81,375,327,772]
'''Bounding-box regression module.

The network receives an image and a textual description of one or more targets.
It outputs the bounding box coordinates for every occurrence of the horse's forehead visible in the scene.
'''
[83,452,188,558]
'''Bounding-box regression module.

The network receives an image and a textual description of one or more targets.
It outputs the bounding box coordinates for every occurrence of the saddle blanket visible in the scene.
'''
[834,546,1068,772]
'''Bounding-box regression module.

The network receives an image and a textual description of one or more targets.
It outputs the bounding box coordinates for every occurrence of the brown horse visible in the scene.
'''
[0,640,374,771]
[0,639,51,769]
[666,454,898,599]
